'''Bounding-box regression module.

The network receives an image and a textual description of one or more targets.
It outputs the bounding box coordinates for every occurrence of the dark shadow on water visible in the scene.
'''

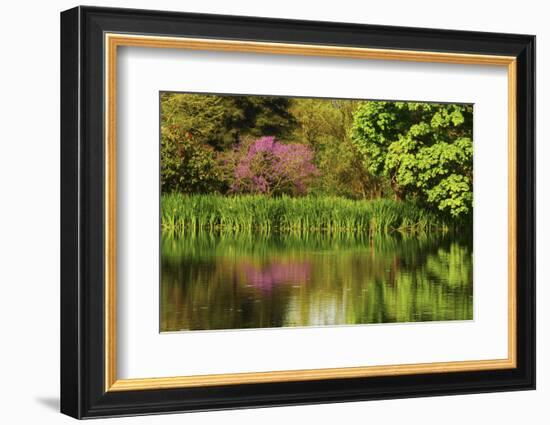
[35,396,59,411]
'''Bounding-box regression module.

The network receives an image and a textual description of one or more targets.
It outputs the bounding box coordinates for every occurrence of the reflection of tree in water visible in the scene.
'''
[160,232,473,331]
[240,260,311,293]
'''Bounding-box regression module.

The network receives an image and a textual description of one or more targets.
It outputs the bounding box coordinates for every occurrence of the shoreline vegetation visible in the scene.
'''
[160,94,474,238]
[161,193,454,237]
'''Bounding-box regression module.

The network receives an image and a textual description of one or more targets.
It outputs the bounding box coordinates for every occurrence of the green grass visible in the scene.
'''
[161,193,450,236]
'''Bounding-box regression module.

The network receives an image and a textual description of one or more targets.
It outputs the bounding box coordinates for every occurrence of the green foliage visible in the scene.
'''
[312,137,387,199]
[291,99,384,199]
[291,98,354,147]
[161,193,449,236]
[161,92,227,147]
[160,93,299,194]
[160,125,222,194]
[351,101,473,218]
[161,92,296,150]
[237,95,297,141]
[159,93,475,223]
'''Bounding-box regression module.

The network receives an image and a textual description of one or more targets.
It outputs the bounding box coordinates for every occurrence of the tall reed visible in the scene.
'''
[161,193,450,236]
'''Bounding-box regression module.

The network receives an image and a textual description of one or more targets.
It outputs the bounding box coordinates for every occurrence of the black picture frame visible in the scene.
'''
[61,5,535,419]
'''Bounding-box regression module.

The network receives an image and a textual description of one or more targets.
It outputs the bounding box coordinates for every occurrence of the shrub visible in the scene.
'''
[230,136,318,196]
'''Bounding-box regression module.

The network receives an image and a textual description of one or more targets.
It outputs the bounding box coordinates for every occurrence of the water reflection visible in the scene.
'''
[241,261,311,293]
[160,233,473,331]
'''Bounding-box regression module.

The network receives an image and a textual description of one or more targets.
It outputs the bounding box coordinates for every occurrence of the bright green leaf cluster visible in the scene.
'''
[351,102,473,219]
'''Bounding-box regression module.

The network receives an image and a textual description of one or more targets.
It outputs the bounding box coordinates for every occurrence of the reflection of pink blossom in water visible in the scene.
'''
[241,261,311,293]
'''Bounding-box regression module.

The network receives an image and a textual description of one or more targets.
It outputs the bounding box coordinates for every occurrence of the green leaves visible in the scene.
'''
[351,101,473,220]
[159,93,474,223]
[160,93,300,194]
[161,92,297,151]
[425,174,472,218]
[160,125,222,194]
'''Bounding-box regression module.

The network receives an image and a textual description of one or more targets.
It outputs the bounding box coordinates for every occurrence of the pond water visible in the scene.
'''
[160,233,473,332]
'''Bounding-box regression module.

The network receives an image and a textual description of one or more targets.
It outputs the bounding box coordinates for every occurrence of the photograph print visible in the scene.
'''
[159,92,474,332]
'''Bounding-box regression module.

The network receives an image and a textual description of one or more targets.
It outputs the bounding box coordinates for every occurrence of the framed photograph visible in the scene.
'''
[60,6,535,419]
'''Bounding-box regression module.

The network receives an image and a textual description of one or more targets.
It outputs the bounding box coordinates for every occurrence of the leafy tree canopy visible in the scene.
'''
[351,101,473,219]
[291,99,385,199]
[160,125,221,194]
[161,93,296,150]
[160,93,298,193]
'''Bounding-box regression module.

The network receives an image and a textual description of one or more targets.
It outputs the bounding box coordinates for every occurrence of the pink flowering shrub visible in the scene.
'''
[230,136,318,196]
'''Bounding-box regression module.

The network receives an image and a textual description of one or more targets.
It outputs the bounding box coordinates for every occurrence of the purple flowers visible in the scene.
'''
[231,136,318,196]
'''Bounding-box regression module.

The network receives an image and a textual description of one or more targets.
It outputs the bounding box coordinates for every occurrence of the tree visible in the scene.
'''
[291,98,356,147]
[160,93,299,194]
[233,96,297,141]
[290,98,384,199]
[313,137,387,199]
[230,136,318,196]
[351,101,473,218]
[160,125,221,193]
[161,92,227,148]
[161,93,297,151]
